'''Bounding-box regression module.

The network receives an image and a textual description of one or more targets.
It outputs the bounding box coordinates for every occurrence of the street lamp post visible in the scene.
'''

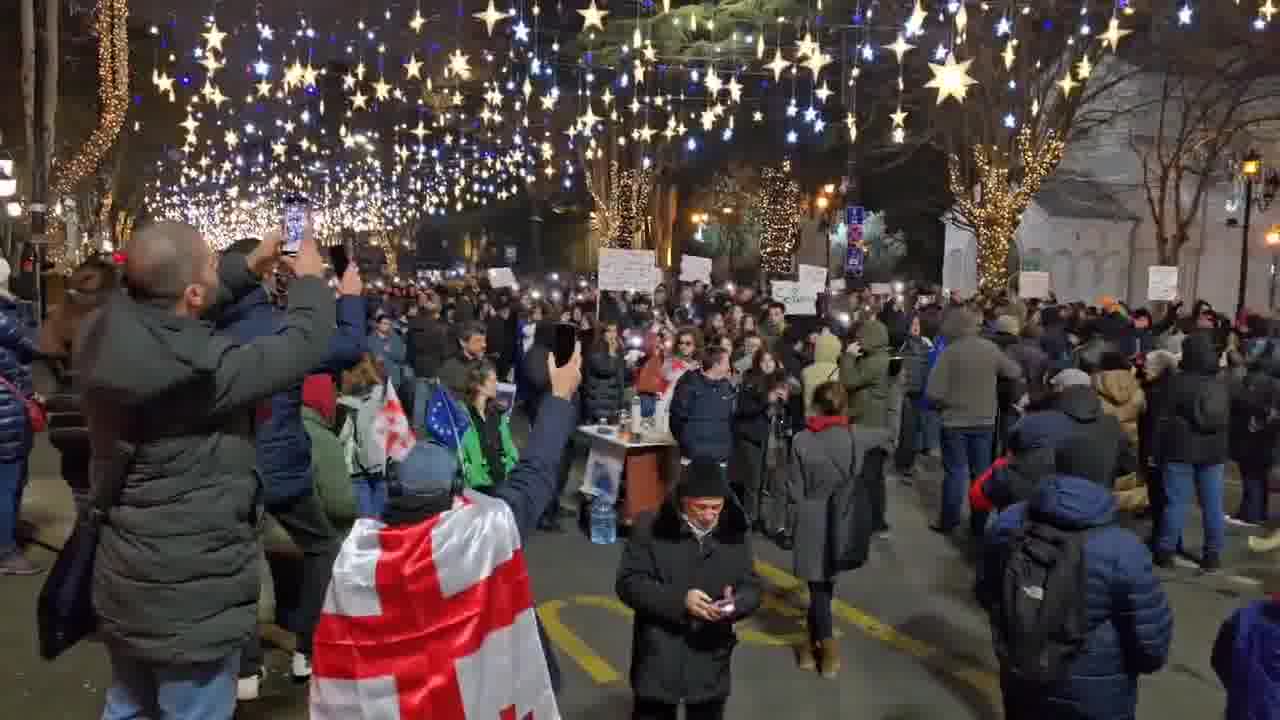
[1237,150,1278,314]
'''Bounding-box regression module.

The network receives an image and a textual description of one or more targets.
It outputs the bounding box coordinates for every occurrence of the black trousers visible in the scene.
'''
[895,396,920,471]
[633,697,726,720]
[865,449,888,532]
[242,492,341,675]
[808,580,835,643]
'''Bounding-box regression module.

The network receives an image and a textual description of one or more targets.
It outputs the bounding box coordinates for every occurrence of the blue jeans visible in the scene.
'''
[918,408,942,453]
[940,427,994,531]
[0,456,30,554]
[102,648,239,720]
[1158,462,1226,559]
[353,472,388,518]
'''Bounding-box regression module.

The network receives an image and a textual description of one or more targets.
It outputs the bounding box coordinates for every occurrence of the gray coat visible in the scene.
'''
[786,425,891,582]
[77,255,335,664]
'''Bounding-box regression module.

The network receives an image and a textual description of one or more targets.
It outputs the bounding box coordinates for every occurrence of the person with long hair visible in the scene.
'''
[732,349,790,533]
[459,360,518,491]
[583,322,627,423]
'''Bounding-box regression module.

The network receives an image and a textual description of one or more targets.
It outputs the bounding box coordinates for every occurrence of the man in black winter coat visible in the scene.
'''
[669,346,738,463]
[618,459,762,720]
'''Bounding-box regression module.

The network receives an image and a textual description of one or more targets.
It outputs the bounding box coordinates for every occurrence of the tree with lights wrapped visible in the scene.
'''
[757,161,802,276]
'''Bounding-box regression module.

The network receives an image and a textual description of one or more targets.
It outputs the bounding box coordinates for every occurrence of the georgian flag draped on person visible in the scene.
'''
[311,379,559,719]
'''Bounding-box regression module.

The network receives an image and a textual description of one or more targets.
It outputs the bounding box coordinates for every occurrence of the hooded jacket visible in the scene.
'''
[1161,333,1231,465]
[926,310,1024,428]
[979,475,1173,720]
[0,297,37,462]
[1212,597,1280,720]
[79,255,335,664]
[839,318,892,427]
[801,332,842,416]
[218,285,366,505]
[1093,369,1146,447]
[616,483,763,704]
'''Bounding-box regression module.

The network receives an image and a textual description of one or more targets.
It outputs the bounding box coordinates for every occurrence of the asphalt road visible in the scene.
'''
[1,438,1275,720]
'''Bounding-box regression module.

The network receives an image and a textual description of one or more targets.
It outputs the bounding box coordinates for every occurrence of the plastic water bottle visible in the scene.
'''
[630,395,643,434]
[590,496,618,545]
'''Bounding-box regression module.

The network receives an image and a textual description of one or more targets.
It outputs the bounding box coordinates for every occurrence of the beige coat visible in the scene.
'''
[1093,369,1146,448]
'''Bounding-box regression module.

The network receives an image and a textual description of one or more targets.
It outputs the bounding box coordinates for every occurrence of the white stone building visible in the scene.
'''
[944,67,1280,311]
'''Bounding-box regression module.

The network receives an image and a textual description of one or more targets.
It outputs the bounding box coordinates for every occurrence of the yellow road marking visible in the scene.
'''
[753,559,1000,701]
[537,599,623,685]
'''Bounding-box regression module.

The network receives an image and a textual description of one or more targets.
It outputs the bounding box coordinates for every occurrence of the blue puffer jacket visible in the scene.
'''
[219,288,367,505]
[0,299,36,461]
[978,475,1173,720]
[1213,598,1280,720]
[669,370,737,462]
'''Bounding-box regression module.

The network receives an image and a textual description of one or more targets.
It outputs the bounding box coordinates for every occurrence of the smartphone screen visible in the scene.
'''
[329,245,350,277]
[283,195,308,255]
[553,322,578,367]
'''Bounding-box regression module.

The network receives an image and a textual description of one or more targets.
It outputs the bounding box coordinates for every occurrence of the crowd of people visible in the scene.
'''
[0,223,1277,719]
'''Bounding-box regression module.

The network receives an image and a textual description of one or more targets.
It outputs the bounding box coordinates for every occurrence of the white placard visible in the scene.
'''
[828,278,846,292]
[1147,266,1179,301]
[799,264,828,287]
[771,280,820,316]
[487,267,517,288]
[598,248,657,292]
[1018,271,1051,299]
[680,255,713,283]
[869,282,894,296]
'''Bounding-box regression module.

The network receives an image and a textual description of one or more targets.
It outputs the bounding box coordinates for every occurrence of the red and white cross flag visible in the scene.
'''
[371,378,415,464]
[311,490,561,720]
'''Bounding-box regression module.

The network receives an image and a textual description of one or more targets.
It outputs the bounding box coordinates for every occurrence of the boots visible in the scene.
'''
[818,639,841,679]
[796,641,817,672]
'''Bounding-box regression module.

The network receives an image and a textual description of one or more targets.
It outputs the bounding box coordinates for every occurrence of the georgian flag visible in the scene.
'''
[311,490,560,720]
[371,379,415,464]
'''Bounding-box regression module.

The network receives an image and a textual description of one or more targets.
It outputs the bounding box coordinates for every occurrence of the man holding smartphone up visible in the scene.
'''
[617,458,762,720]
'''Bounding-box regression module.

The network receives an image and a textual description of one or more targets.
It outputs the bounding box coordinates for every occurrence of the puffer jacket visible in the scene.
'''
[616,483,762,704]
[1161,333,1231,465]
[0,298,37,462]
[582,347,627,422]
[978,475,1173,720]
[1212,596,1280,720]
[1093,369,1145,447]
[79,255,334,664]
[801,332,842,416]
[897,334,933,396]
[839,318,892,427]
[669,370,737,462]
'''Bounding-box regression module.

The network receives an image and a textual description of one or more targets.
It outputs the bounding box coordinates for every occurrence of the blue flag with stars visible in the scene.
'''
[426,384,470,451]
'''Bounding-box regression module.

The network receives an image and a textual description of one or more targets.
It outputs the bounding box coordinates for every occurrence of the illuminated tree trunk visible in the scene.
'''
[975,220,1018,295]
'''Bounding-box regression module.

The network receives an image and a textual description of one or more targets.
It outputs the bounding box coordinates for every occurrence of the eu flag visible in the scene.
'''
[426,384,471,450]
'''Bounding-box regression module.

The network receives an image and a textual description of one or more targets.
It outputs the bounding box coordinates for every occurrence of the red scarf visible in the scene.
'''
[806,415,849,433]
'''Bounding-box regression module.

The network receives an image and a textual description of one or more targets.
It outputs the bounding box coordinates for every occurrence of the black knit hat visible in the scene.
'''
[679,458,729,498]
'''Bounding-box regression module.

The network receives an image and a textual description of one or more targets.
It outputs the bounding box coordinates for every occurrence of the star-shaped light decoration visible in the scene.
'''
[202,23,228,52]
[884,34,915,63]
[891,106,909,127]
[795,32,819,59]
[272,141,287,158]
[351,88,370,110]
[199,53,225,76]
[405,54,424,80]
[513,20,531,42]
[522,77,534,100]
[1075,54,1093,79]
[1057,72,1078,96]
[634,60,647,84]
[410,9,427,33]
[342,72,357,90]
[726,76,743,103]
[411,120,429,141]
[642,43,657,62]
[1261,0,1277,22]
[905,0,928,35]
[373,77,393,102]
[153,70,176,101]
[1099,17,1132,50]
[283,120,297,134]
[578,0,609,31]
[206,84,228,109]
[812,81,832,104]
[1002,40,1018,70]
[578,104,601,132]
[540,93,558,111]
[924,53,977,104]
[705,69,724,96]
[224,129,240,149]
[1177,4,1193,25]
[474,0,510,36]
[301,64,320,88]
[766,49,792,82]
[256,80,273,98]
[804,50,832,77]
[845,112,857,142]
[180,114,200,134]
[447,49,473,80]
[600,87,614,106]
[701,108,717,131]
[284,61,305,90]
[356,62,368,80]
[638,124,657,142]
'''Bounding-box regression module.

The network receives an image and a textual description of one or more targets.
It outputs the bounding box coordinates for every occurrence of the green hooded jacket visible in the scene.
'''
[460,410,519,489]
[302,406,357,532]
[839,318,892,427]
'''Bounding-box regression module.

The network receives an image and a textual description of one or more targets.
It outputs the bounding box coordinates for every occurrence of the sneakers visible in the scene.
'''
[0,549,42,576]
[1225,514,1262,529]
[291,652,312,682]
[237,671,263,701]
[875,525,892,541]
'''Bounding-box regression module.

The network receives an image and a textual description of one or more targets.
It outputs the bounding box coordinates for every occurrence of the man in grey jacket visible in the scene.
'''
[78,222,334,719]
[925,308,1023,536]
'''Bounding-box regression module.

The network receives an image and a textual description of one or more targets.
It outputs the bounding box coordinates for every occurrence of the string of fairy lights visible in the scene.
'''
[106,0,1269,276]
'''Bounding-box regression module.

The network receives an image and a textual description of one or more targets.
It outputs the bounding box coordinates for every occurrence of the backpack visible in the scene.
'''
[338,384,388,476]
[993,520,1101,687]
[823,428,877,573]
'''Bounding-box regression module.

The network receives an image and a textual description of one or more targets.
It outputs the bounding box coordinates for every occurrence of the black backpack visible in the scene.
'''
[993,520,1101,687]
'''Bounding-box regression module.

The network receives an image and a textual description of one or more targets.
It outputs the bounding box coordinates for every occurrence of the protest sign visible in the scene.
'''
[487,267,517,288]
[798,264,828,287]
[1018,271,1051,299]
[771,280,820,316]
[869,282,894,296]
[1147,266,1178,301]
[599,249,657,292]
[679,255,713,283]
